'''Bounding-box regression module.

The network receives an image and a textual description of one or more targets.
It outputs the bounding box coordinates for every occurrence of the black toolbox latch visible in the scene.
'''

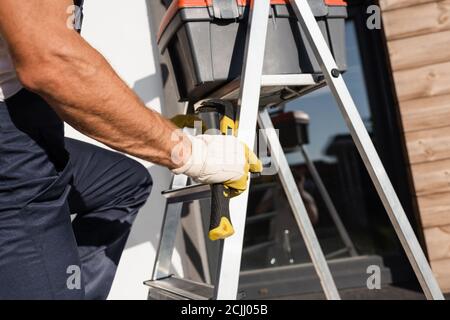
[212,0,240,19]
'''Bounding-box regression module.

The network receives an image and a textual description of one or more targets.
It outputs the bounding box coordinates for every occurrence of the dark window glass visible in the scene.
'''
[241,20,401,271]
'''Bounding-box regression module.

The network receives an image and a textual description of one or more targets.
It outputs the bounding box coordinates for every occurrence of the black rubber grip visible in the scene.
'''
[209,184,232,237]
[197,99,235,241]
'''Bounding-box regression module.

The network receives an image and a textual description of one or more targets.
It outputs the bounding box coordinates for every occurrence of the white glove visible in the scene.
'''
[172,134,262,193]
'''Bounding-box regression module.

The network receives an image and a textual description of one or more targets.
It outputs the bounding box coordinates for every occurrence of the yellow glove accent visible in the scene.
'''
[223,145,263,198]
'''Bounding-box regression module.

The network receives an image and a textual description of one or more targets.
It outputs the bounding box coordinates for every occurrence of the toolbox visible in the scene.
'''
[158,0,347,101]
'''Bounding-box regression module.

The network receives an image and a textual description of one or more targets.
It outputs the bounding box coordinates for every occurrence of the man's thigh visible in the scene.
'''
[0,91,83,299]
[64,138,152,300]
[66,137,152,218]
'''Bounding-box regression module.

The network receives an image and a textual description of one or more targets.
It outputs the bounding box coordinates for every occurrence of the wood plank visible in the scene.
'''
[380,0,438,12]
[430,258,450,292]
[388,30,450,71]
[406,126,450,164]
[383,1,450,40]
[424,225,450,260]
[382,1,450,291]
[393,61,450,102]
[399,94,450,133]
[418,193,450,228]
[411,158,450,196]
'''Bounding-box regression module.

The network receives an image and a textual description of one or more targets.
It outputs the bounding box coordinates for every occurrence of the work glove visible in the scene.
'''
[172,134,263,197]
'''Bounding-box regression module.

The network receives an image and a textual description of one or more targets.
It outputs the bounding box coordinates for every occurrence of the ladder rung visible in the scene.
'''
[145,276,214,300]
[162,184,211,203]
[261,74,318,87]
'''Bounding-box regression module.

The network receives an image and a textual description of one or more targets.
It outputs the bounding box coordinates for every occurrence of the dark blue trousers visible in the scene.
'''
[0,90,152,300]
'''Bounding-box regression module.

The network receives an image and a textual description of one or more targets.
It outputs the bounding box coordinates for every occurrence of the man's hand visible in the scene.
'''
[172,134,263,196]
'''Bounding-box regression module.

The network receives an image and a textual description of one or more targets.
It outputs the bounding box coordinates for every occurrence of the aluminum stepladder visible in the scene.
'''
[146,0,444,300]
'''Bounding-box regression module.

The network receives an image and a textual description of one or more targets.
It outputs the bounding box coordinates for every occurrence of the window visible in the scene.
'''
[241,2,415,281]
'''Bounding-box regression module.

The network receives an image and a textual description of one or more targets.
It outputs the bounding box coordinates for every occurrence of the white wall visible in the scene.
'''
[65,0,183,300]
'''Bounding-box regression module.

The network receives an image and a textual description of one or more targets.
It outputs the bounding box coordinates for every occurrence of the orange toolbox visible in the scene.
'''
[158,0,348,101]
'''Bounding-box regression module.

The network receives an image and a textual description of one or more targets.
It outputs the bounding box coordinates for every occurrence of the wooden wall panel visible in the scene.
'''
[388,30,450,71]
[393,61,450,102]
[418,193,450,228]
[383,0,450,293]
[411,159,450,196]
[406,126,450,164]
[430,259,450,291]
[382,0,450,40]
[399,94,450,133]
[424,226,450,260]
[380,0,438,11]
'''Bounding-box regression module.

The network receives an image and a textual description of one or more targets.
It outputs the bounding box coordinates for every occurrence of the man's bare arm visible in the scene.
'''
[0,0,189,169]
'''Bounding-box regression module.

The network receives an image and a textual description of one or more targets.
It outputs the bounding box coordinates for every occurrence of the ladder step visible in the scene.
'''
[207,74,322,100]
[145,276,214,300]
[261,74,319,87]
[162,184,211,203]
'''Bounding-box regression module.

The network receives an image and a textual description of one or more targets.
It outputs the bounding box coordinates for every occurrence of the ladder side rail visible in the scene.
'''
[214,0,272,300]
